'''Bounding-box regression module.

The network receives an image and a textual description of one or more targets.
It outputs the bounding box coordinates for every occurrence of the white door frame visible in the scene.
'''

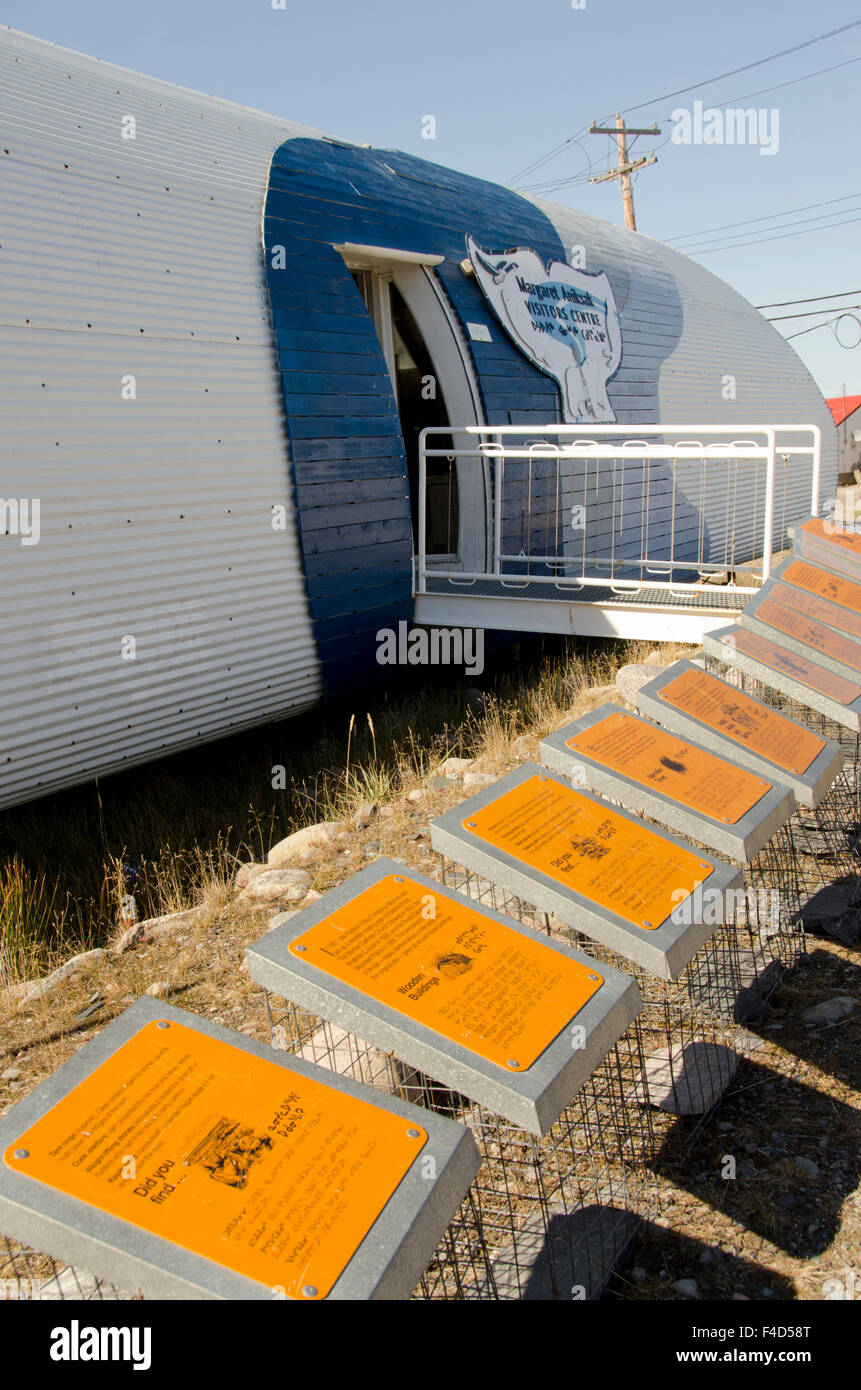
[335,244,489,574]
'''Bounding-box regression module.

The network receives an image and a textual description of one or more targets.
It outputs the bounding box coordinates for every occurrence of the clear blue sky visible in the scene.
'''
[5,0,860,399]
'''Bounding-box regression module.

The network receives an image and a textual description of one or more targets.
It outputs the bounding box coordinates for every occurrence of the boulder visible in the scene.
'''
[801,997,856,1026]
[439,757,475,779]
[21,949,107,1007]
[266,822,340,867]
[463,771,496,792]
[616,663,668,706]
[233,861,267,890]
[239,868,312,906]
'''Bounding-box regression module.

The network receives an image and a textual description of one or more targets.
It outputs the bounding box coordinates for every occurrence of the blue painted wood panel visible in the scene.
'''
[263,138,569,696]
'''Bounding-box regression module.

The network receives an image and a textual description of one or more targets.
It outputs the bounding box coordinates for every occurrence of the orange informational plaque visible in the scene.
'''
[4,1020,426,1299]
[658,666,826,774]
[463,775,712,931]
[772,581,861,642]
[728,628,861,705]
[782,560,861,615]
[753,595,861,673]
[565,711,771,823]
[290,874,603,1070]
[800,517,861,559]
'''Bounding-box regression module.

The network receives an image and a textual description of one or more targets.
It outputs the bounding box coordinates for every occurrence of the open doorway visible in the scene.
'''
[341,249,487,574]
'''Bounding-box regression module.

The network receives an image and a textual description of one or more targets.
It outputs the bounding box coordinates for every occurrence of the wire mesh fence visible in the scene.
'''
[261,985,657,1301]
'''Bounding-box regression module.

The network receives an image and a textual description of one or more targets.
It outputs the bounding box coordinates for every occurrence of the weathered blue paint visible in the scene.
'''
[263,138,570,696]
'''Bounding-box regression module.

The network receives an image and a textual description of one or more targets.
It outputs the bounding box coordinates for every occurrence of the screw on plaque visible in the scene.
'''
[642,920,652,928]
[588,973,601,982]
[407,1128,422,1139]
[466,821,476,828]
[393,875,404,882]
[508,1059,520,1069]
[13,1149,29,1160]
[156,1021,170,1030]
[294,944,306,953]
[302,1285,318,1298]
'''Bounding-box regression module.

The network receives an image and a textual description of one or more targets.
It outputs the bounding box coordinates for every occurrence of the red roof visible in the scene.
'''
[827,395,861,427]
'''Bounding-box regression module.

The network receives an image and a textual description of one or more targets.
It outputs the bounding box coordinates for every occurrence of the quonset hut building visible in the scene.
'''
[0,28,837,809]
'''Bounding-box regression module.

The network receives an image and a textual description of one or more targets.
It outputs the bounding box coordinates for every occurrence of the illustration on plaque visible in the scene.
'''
[434,952,473,979]
[185,1117,274,1190]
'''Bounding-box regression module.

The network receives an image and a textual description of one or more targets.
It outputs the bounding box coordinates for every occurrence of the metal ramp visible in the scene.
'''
[413,423,822,643]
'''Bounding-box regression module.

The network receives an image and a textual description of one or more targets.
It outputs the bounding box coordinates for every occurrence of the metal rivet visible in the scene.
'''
[156,1021,169,1030]
[302,1284,318,1298]
[294,943,306,953]
[466,821,476,828]
[393,876,404,882]
[588,973,601,982]
[406,1128,421,1139]
[642,920,652,928]
[508,1059,520,1069]
[13,1149,29,1160]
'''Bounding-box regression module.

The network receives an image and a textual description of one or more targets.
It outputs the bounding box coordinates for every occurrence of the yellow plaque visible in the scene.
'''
[566,711,771,823]
[755,595,861,672]
[772,581,861,641]
[290,874,603,1071]
[800,517,861,561]
[782,560,861,615]
[729,628,861,705]
[463,774,713,931]
[658,666,826,775]
[4,1020,426,1299]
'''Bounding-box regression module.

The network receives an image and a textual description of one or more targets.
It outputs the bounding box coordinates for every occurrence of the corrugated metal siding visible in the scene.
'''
[0,29,324,809]
[533,197,838,565]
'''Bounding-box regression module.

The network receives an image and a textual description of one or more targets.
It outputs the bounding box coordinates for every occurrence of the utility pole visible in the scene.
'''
[588,115,660,231]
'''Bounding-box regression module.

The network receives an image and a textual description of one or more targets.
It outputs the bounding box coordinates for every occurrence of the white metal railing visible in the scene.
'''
[415,422,821,601]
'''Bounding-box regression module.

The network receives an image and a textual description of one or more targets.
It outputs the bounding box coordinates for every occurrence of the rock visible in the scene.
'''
[22,949,107,1006]
[379,805,395,820]
[407,788,426,802]
[266,822,340,868]
[631,1267,647,1285]
[117,909,198,951]
[732,1293,750,1301]
[645,649,669,666]
[462,771,496,792]
[616,663,667,705]
[672,1279,699,1299]
[74,1000,104,1024]
[145,981,170,998]
[630,1042,738,1115]
[1,1067,22,1081]
[239,869,312,906]
[0,980,39,1004]
[802,997,856,1026]
[115,923,146,954]
[428,776,449,790]
[268,909,301,929]
[233,861,267,890]
[303,889,323,903]
[439,757,475,779]
[734,986,771,1023]
[793,1156,820,1179]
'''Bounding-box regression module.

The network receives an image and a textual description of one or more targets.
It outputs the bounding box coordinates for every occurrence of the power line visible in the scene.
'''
[601,19,861,123]
[681,212,861,257]
[785,312,860,342]
[756,289,861,309]
[505,20,861,192]
[507,20,861,185]
[766,304,861,322]
[668,191,861,246]
[681,204,861,254]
